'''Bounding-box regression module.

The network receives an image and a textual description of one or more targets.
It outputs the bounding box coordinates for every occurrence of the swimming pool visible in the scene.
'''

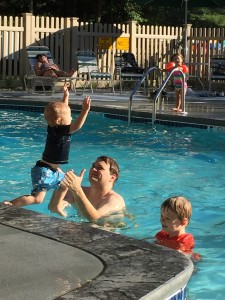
[1,108,225,299]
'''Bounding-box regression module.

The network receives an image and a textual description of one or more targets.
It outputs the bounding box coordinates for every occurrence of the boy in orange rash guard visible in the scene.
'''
[155,196,194,254]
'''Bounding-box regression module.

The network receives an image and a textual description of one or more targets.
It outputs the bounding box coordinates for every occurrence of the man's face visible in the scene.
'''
[89,159,114,184]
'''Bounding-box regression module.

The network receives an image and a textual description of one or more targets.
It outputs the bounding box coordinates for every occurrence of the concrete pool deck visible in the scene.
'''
[0,88,224,299]
[0,222,103,300]
[1,88,225,128]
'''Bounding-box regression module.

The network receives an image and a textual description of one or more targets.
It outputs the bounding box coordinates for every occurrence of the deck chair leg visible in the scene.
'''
[34,78,46,93]
[52,83,56,94]
[90,79,94,93]
[42,83,46,93]
[67,78,74,94]
[74,78,82,95]
[83,79,87,94]
[73,79,77,95]
[96,80,99,92]
[72,78,84,96]
[24,76,28,92]
[120,79,123,94]
[111,79,115,95]
[82,80,86,95]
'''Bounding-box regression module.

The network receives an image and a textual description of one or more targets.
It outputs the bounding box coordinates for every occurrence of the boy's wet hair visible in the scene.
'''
[97,156,120,181]
[44,102,70,127]
[161,196,192,222]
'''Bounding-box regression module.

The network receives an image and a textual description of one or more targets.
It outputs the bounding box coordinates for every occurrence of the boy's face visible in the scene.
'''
[160,207,184,235]
[174,55,183,66]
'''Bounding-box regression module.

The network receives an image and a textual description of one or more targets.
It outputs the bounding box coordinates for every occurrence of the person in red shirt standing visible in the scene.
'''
[155,196,195,254]
[165,53,189,112]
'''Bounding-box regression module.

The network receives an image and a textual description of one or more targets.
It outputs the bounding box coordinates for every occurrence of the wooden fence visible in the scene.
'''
[0,12,225,88]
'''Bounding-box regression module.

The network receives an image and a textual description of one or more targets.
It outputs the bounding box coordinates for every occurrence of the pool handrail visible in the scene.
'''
[152,68,186,127]
[128,66,162,124]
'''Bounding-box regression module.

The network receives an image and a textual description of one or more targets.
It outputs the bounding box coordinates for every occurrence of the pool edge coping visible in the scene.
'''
[0,204,193,299]
[1,95,225,129]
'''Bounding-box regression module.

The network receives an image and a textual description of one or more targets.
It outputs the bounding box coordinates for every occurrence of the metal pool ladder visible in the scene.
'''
[128,66,162,124]
[152,68,187,127]
[128,67,187,127]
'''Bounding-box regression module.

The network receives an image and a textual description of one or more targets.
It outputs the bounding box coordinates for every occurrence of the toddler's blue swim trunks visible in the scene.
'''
[31,160,65,194]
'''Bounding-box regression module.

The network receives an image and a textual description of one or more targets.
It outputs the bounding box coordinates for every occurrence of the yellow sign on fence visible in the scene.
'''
[116,37,129,50]
[98,37,113,49]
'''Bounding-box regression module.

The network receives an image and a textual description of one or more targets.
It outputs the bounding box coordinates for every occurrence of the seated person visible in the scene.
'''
[121,52,144,74]
[155,196,201,261]
[48,155,126,222]
[35,53,76,78]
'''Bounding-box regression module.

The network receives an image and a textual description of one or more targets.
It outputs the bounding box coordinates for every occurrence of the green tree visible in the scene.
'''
[190,8,225,27]
[0,0,224,27]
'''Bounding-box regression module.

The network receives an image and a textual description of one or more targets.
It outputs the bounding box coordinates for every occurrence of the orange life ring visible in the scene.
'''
[165,62,175,71]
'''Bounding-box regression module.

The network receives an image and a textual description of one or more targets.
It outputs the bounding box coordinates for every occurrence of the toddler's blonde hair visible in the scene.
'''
[44,102,70,127]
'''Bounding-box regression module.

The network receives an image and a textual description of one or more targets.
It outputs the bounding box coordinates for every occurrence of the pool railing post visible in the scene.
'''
[128,67,162,124]
[181,71,187,114]
[128,95,132,124]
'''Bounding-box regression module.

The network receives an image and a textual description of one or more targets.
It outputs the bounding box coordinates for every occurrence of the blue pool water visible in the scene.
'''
[1,109,225,299]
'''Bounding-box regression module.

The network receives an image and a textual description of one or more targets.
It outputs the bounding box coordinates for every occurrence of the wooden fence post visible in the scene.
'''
[70,17,79,71]
[129,20,137,54]
[64,17,72,71]
[21,13,35,78]
[185,23,192,63]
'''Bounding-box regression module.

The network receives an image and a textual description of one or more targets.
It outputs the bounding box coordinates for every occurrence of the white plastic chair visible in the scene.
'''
[76,51,114,94]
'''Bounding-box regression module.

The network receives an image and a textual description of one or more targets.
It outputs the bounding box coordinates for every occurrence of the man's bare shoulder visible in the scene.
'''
[109,189,124,200]
[106,190,125,208]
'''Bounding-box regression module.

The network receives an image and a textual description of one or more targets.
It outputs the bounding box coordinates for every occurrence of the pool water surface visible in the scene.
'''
[1,109,225,300]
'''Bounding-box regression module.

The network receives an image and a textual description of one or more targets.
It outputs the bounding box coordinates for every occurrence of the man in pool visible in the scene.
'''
[4,83,91,210]
[48,156,126,222]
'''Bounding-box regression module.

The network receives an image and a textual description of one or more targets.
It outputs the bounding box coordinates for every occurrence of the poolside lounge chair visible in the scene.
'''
[24,46,80,95]
[114,52,145,94]
[76,51,114,94]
